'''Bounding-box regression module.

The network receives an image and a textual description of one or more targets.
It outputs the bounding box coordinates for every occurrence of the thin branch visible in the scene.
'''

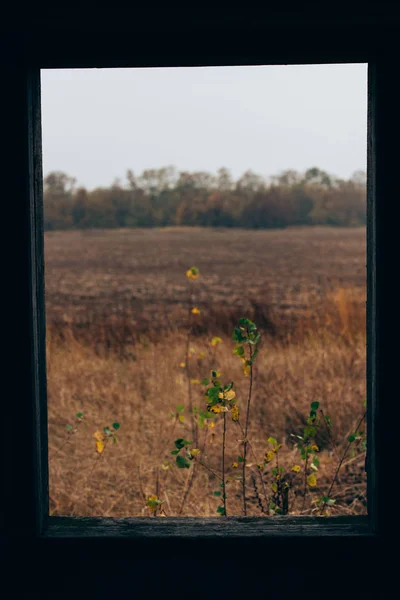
[222,411,227,516]
[319,410,366,515]
[237,417,268,512]
[242,343,253,516]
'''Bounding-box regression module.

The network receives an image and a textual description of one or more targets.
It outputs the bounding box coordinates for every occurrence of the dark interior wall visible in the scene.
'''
[1,3,397,597]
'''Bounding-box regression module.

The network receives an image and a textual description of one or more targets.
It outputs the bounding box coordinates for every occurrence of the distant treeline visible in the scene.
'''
[43,166,366,231]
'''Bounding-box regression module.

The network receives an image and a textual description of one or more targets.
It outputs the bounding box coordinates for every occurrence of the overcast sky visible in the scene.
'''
[41,64,367,190]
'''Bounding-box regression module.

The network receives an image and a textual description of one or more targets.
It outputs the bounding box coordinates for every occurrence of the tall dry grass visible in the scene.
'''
[47,286,366,517]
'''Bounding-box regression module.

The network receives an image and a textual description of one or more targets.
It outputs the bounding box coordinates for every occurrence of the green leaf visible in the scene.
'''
[213,491,221,497]
[171,449,180,455]
[310,401,320,411]
[174,438,191,450]
[237,456,244,463]
[327,498,336,506]
[268,437,278,446]
[176,405,185,414]
[76,412,83,419]
[239,317,254,327]
[211,370,217,378]
[200,378,210,386]
[169,411,175,418]
[104,427,112,435]
[233,345,244,357]
[219,482,224,488]
[113,434,118,444]
[176,455,191,469]
[206,387,220,405]
[232,327,245,343]
[65,424,73,431]
[348,434,356,443]
[324,415,331,427]
[303,426,316,440]
[112,422,120,430]
[312,456,320,467]
[216,506,226,515]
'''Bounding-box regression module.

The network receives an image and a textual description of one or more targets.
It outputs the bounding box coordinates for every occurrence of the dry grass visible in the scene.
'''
[45,226,367,517]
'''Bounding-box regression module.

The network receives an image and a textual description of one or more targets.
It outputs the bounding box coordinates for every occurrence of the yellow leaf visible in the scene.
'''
[271,482,278,493]
[179,362,186,368]
[311,444,319,452]
[257,463,264,470]
[197,352,205,359]
[178,415,185,423]
[186,267,199,280]
[96,440,105,454]
[93,430,104,442]
[264,450,275,463]
[307,474,317,487]
[191,307,200,315]
[190,448,201,456]
[231,405,240,422]
[211,337,223,347]
[190,379,201,384]
[208,421,215,429]
[209,405,222,413]
[243,364,251,377]
[218,390,236,402]
[291,465,301,473]
[232,462,239,468]
[145,494,160,513]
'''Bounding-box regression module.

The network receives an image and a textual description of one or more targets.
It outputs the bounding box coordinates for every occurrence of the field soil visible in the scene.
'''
[45,226,367,517]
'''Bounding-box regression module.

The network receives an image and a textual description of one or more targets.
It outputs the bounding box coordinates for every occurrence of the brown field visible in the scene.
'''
[45,226,367,517]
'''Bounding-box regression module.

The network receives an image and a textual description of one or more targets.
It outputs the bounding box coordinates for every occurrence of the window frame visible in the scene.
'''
[3,16,392,564]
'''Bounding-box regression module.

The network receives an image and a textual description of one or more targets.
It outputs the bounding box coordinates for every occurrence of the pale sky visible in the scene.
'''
[41,64,367,189]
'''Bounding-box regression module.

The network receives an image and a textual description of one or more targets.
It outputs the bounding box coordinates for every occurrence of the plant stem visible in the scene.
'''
[71,437,109,516]
[301,454,309,512]
[185,281,198,447]
[178,453,223,516]
[194,457,222,480]
[222,411,227,516]
[177,284,198,516]
[251,474,267,515]
[237,418,268,512]
[320,410,366,515]
[178,463,196,515]
[154,467,160,516]
[320,408,340,462]
[50,420,83,460]
[242,343,253,516]
[275,450,281,509]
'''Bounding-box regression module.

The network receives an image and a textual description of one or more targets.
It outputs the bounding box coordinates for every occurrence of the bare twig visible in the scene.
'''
[222,411,227,516]
[236,417,268,512]
[242,343,253,516]
[320,410,366,515]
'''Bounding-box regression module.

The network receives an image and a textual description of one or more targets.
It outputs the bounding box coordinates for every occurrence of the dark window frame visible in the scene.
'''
[4,16,395,566]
